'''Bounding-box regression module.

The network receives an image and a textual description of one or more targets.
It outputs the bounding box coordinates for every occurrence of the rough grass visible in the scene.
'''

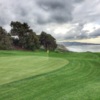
[0,50,100,100]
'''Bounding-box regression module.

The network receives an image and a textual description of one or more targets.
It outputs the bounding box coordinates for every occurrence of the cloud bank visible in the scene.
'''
[0,0,100,42]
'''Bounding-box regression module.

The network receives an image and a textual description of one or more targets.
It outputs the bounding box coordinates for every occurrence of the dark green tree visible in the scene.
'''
[24,31,40,50]
[10,21,40,50]
[12,38,19,46]
[39,31,57,51]
[0,27,12,50]
[10,21,30,47]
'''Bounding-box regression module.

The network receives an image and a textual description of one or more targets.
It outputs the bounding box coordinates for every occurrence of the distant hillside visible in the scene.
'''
[55,44,69,52]
[60,42,100,46]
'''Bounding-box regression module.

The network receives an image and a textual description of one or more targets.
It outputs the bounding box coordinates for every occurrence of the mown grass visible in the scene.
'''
[0,50,100,100]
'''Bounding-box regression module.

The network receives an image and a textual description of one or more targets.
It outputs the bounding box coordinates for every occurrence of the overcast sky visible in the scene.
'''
[0,0,100,43]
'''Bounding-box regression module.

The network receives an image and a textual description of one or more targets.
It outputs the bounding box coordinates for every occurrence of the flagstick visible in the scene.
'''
[47,50,49,60]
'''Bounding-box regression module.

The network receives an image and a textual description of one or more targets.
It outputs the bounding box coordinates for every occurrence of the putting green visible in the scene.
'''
[0,56,68,85]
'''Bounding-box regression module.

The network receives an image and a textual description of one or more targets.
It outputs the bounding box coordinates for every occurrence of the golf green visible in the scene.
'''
[0,55,68,85]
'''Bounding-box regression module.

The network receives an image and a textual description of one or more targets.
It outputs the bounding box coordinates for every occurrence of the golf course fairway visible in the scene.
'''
[0,50,100,100]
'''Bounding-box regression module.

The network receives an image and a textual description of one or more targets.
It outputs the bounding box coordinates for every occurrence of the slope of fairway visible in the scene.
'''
[0,51,100,100]
[0,55,68,85]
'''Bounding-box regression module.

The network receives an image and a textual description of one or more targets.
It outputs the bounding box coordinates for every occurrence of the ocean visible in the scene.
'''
[66,45,100,52]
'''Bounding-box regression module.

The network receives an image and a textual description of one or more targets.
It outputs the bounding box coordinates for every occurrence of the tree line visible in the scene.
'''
[0,21,57,51]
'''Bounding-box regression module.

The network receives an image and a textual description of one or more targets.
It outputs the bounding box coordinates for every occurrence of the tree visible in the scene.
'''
[24,31,40,50]
[10,21,30,48]
[39,31,57,51]
[0,27,12,50]
[10,21,40,50]
[12,38,19,46]
[10,21,57,51]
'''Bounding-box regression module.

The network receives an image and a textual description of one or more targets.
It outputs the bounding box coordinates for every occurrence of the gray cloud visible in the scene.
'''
[0,0,100,41]
[63,22,100,40]
[62,0,100,40]
[36,0,84,24]
[73,0,100,23]
[74,0,84,3]
[0,0,84,28]
[63,23,85,40]
[36,0,74,24]
[89,28,100,38]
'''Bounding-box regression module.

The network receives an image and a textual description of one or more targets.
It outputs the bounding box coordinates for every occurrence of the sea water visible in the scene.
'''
[67,45,100,52]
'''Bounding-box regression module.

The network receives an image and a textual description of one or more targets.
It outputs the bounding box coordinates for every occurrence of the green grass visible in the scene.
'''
[0,50,100,100]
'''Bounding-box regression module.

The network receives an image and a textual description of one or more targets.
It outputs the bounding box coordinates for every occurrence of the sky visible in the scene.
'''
[0,0,100,44]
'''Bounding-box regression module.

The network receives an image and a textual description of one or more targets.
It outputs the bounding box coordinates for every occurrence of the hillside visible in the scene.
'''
[60,42,100,46]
